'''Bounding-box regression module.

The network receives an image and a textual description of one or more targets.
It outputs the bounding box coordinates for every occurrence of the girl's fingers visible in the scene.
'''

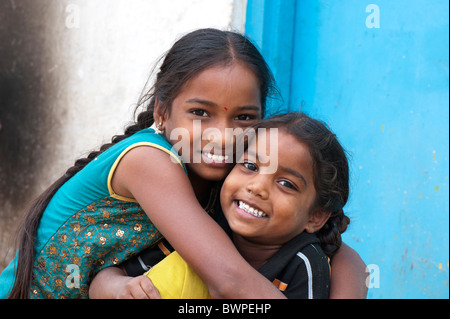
[140,276,162,299]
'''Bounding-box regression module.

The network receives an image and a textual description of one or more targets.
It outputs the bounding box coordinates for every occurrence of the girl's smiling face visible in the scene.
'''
[220,131,325,246]
[156,62,262,182]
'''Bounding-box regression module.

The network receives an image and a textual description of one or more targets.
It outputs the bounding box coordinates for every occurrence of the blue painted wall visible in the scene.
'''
[246,0,449,298]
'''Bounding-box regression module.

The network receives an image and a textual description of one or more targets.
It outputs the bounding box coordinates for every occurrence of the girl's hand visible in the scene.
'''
[89,266,161,299]
[329,242,368,299]
[116,275,161,299]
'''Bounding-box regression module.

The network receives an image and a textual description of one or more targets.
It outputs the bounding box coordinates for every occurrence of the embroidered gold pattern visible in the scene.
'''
[30,196,162,299]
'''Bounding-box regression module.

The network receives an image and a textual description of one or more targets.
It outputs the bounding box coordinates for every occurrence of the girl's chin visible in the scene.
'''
[187,163,232,181]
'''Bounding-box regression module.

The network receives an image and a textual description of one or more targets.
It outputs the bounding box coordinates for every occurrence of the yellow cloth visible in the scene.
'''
[145,251,211,299]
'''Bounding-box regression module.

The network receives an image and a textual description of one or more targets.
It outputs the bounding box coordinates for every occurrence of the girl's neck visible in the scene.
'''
[231,234,282,270]
[186,168,213,206]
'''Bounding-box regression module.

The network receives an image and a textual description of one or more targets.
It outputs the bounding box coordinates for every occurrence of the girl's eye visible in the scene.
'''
[235,114,256,121]
[243,161,258,171]
[191,109,208,117]
[279,180,298,191]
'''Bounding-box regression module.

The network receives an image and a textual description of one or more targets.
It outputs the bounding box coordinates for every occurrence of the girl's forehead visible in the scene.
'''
[247,130,312,166]
[188,62,259,88]
[175,63,262,109]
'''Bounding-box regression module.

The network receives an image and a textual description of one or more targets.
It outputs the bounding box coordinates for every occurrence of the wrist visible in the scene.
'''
[89,266,128,299]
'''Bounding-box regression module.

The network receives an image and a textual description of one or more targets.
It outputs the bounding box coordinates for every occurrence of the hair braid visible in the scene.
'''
[316,209,350,258]
[8,107,154,299]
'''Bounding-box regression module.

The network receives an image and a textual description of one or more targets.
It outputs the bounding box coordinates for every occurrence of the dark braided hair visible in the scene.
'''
[9,28,277,298]
[252,112,350,258]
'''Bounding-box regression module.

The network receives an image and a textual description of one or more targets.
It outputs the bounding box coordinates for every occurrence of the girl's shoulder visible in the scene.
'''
[116,128,183,167]
[103,128,174,159]
[86,128,185,178]
[100,128,183,168]
[122,128,170,148]
[35,129,183,250]
[69,128,185,202]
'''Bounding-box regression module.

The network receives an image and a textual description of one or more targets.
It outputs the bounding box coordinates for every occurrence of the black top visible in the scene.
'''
[258,232,330,299]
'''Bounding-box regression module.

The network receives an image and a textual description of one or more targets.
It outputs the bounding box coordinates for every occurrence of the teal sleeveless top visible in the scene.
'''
[0,128,185,298]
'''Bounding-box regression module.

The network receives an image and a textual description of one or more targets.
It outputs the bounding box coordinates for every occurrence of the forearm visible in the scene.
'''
[213,270,286,299]
[89,266,128,299]
[329,242,368,299]
[194,239,286,299]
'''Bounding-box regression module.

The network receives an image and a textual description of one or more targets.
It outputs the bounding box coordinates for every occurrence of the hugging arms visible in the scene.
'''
[1,29,366,299]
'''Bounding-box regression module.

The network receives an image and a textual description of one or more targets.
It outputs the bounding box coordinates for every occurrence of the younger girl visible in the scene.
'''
[93,112,351,299]
[220,112,351,298]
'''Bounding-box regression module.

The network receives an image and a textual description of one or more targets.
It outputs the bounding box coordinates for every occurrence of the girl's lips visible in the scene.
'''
[201,151,231,167]
[203,151,229,162]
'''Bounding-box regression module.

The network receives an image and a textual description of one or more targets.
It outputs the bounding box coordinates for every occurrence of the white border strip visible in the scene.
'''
[296,252,313,299]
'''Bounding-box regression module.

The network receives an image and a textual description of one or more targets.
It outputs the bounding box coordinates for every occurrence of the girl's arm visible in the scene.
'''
[329,242,368,299]
[111,146,285,299]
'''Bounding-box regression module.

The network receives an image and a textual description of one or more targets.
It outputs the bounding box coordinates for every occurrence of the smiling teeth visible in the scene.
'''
[203,152,229,161]
[238,200,267,217]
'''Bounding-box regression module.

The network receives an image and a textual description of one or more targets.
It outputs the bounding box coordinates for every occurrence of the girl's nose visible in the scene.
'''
[246,179,269,199]
[217,119,235,148]
[204,120,235,152]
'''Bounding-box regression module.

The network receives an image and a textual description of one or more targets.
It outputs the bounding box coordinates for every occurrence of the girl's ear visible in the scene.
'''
[305,209,331,234]
[153,97,168,125]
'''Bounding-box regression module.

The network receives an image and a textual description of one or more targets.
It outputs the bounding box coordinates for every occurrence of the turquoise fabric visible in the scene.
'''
[0,129,185,298]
